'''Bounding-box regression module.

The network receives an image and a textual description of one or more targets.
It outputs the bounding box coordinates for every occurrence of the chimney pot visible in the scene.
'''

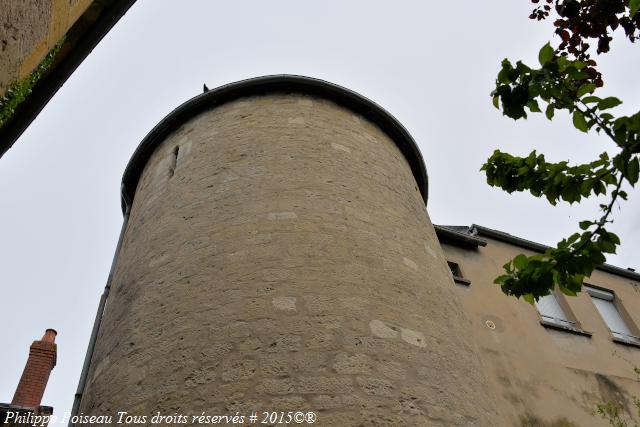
[42,329,57,343]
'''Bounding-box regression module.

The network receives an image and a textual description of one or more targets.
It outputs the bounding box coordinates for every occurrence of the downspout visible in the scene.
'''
[69,186,131,425]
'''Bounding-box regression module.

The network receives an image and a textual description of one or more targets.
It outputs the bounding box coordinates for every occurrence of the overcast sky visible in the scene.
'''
[1,0,638,422]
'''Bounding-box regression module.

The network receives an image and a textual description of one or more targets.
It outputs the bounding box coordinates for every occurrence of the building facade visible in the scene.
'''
[73,76,639,426]
[437,224,640,426]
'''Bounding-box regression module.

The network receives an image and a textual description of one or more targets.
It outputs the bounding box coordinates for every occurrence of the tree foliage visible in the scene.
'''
[530,0,640,60]
[485,1,640,301]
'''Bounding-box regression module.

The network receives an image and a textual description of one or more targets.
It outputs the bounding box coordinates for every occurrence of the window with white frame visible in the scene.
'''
[535,291,576,329]
[585,286,640,344]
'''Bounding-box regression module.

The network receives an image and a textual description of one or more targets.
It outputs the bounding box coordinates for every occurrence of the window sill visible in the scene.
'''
[539,320,592,337]
[612,336,640,349]
[453,276,471,286]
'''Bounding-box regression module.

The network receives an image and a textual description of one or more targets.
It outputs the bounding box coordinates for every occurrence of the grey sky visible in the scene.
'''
[1,0,638,422]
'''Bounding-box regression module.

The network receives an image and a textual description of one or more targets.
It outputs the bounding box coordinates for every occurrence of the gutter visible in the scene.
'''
[69,191,131,425]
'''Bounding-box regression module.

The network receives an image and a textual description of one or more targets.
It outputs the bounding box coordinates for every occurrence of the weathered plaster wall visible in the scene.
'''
[441,238,640,427]
[0,0,93,95]
[78,94,498,426]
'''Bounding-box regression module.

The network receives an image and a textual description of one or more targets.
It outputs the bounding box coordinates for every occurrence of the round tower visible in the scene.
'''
[77,76,497,425]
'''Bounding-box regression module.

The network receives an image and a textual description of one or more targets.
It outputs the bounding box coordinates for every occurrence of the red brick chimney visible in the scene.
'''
[11,329,57,408]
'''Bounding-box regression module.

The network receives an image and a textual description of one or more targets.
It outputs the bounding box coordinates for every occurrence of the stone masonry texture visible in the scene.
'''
[0,0,93,95]
[78,93,498,426]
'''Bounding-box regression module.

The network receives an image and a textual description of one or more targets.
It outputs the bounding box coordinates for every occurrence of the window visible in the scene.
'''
[585,286,640,345]
[448,261,462,279]
[535,291,577,329]
[447,261,470,285]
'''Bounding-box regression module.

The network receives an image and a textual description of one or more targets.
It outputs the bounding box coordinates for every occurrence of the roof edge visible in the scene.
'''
[472,224,640,282]
[120,75,429,213]
[434,225,487,247]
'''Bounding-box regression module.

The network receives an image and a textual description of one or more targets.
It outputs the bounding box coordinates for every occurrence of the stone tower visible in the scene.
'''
[75,76,497,425]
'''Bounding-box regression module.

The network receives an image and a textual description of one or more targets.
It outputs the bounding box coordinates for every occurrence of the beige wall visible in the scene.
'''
[0,0,93,94]
[441,236,640,427]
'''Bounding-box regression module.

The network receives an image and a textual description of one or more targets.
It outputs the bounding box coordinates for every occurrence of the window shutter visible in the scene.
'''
[586,286,639,343]
[585,286,614,301]
[536,293,573,327]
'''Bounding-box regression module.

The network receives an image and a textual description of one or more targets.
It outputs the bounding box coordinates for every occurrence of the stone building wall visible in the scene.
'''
[0,0,136,158]
[78,92,498,426]
[0,0,93,95]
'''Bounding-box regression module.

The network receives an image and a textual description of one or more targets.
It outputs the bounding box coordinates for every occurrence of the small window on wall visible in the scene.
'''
[585,286,640,345]
[447,261,470,285]
[535,291,578,330]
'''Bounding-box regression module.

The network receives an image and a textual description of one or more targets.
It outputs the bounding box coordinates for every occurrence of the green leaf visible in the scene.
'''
[492,95,500,109]
[582,96,601,104]
[513,254,528,270]
[627,157,639,185]
[604,231,621,245]
[526,100,541,113]
[561,184,580,203]
[523,293,535,305]
[497,59,514,84]
[598,239,617,254]
[573,110,589,132]
[494,275,510,284]
[573,61,587,70]
[613,153,626,172]
[577,83,596,98]
[557,56,570,72]
[598,97,622,110]
[631,0,640,17]
[579,180,592,196]
[539,43,554,65]
[579,221,593,230]
[566,68,590,80]
[545,105,555,120]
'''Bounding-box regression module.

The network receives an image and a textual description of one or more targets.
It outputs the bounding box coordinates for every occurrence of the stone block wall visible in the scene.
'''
[79,93,497,426]
[0,0,93,95]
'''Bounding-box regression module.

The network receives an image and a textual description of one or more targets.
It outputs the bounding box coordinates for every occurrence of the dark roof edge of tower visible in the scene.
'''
[120,75,429,213]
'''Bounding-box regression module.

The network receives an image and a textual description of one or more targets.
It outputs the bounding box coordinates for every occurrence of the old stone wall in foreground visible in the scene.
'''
[0,1,92,95]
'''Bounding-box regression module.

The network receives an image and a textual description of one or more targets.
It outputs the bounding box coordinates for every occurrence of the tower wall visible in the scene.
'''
[79,88,497,425]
